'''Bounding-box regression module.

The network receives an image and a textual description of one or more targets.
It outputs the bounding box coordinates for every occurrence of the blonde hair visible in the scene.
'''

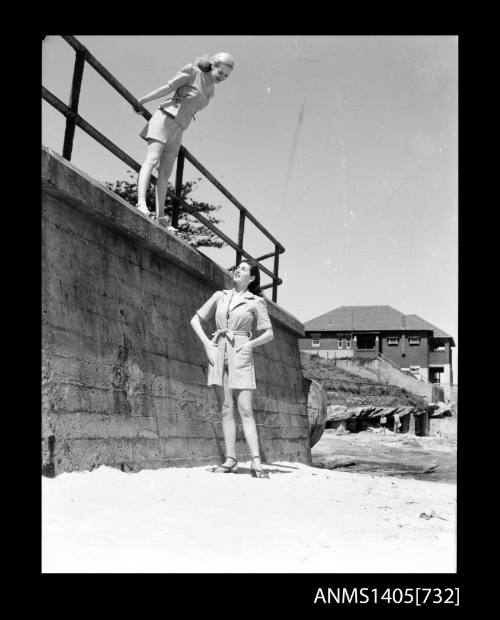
[194,52,235,71]
[211,52,235,69]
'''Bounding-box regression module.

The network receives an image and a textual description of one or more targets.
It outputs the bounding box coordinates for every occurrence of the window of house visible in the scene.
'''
[338,339,343,349]
[345,339,351,349]
[387,337,399,346]
[431,344,445,352]
[430,367,444,384]
[408,337,421,346]
[311,339,320,348]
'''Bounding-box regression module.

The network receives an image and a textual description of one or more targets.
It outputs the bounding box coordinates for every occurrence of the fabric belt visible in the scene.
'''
[160,98,196,122]
[159,105,195,123]
[211,329,251,345]
[159,106,175,118]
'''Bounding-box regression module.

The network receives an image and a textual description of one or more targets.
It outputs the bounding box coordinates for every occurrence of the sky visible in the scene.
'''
[42,35,458,377]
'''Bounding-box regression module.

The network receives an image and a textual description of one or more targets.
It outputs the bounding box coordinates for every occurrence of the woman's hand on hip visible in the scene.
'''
[204,342,216,366]
[236,342,253,354]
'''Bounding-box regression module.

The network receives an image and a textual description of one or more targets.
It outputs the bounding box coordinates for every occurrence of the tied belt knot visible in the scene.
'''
[211,329,251,346]
[160,100,196,122]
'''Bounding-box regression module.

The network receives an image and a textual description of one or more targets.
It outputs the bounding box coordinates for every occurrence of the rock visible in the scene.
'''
[327,405,416,424]
[428,401,452,417]
[419,509,448,521]
[402,437,422,448]
[314,457,357,470]
[326,405,349,422]
[335,424,349,435]
[422,464,439,474]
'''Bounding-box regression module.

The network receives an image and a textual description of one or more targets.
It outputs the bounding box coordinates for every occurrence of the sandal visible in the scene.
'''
[212,456,238,474]
[250,456,270,479]
[136,204,155,217]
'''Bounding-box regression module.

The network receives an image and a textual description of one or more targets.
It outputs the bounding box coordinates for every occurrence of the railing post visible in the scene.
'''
[172,149,184,226]
[236,211,245,266]
[62,49,85,161]
[272,244,280,302]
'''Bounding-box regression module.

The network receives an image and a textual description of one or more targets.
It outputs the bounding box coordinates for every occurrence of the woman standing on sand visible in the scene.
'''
[190,260,274,479]
[135,52,235,219]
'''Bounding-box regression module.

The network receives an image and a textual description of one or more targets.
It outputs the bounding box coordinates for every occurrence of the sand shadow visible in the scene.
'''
[206,463,295,476]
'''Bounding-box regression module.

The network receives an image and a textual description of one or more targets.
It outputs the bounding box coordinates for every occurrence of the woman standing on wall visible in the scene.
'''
[135,53,235,219]
[190,261,274,478]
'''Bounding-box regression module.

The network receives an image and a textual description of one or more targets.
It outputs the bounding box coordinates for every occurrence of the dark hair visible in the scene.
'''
[240,260,263,297]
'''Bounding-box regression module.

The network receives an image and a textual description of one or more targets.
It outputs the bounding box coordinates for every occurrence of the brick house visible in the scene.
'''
[299,305,455,384]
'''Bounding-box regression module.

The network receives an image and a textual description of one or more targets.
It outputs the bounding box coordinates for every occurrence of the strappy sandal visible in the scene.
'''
[212,456,238,474]
[250,456,270,479]
[136,204,155,218]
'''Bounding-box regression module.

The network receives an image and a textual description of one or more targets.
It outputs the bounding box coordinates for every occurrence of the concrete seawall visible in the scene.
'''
[42,146,311,476]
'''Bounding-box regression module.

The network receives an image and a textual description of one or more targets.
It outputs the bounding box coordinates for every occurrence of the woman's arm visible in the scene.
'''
[190,314,212,347]
[243,297,274,351]
[241,328,274,352]
[139,85,175,105]
[190,314,215,366]
[139,64,194,105]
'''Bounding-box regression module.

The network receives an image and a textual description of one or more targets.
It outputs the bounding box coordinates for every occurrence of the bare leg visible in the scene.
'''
[155,142,179,219]
[236,389,265,471]
[137,139,165,212]
[213,368,237,465]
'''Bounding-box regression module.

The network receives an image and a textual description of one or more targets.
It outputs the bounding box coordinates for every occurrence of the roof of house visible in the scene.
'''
[404,314,454,341]
[304,305,455,345]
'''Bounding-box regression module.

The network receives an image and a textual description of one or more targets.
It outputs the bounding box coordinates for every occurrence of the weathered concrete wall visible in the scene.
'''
[429,416,457,438]
[42,146,311,476]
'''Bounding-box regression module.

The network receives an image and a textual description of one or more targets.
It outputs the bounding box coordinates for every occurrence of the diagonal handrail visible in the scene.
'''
[41,85,282,286]
[42,35,285,301]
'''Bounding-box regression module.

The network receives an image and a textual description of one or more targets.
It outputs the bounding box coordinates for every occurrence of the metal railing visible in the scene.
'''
[42,35,285,301]
[377,351,406,371]
[376,352,428,382]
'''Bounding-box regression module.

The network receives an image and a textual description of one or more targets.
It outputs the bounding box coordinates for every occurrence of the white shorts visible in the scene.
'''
[140,109,183,147]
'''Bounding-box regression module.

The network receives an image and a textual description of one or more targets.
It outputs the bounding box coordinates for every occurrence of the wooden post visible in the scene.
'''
[272,244,280,302]
[409,412,416,434]
[236,211,245,266]
[62,49,85,161]
[171,149,184,227]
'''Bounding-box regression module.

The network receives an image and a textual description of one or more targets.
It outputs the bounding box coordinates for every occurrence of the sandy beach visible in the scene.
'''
[42,447,456,573]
